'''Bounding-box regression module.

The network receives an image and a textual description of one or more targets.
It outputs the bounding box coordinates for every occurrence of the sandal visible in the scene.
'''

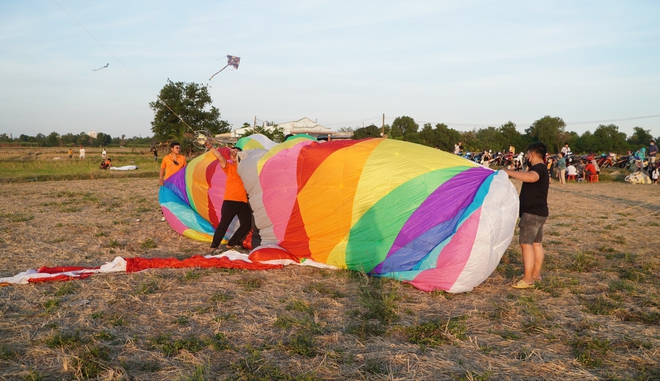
[511,279,535,289]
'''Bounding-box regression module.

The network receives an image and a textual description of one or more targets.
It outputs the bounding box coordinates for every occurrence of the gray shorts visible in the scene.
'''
[519,213,547,245]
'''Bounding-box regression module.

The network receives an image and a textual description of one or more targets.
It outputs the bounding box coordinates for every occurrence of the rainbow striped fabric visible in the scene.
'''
[160,135,519,292]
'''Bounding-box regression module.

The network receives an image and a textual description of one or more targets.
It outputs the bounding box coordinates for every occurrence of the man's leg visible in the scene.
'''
[532,243,544,281]
[211,201,237,248]
[227,203,252,247]
[520,244,537,285]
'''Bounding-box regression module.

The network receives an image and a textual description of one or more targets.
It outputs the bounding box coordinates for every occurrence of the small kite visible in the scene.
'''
[92,63,109,71]
[209,55,240,80]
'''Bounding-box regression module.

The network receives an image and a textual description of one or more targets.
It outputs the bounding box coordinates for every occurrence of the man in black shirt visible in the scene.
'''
[503,142,549,289]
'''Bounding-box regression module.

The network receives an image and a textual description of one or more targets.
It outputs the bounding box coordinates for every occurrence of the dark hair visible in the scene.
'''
[526,142,547,158]
[170,142,181,149]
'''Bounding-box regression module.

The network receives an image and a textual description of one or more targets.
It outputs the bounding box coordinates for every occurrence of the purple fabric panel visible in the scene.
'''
[389,167,491,255]
[164,167,190,206]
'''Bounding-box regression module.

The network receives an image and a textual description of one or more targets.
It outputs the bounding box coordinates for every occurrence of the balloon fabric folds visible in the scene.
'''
[159,135,519,293]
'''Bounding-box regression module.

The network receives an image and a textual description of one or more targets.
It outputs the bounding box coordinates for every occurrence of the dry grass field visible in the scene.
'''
[1,152,659,380]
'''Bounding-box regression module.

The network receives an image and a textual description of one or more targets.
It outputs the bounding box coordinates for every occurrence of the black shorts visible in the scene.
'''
[519,213,547,245]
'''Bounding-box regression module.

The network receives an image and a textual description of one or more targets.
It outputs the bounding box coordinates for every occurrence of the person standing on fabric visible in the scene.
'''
[159,142,187,185]
[557,153,566,184]
[204,141,252,252]
[503,142,549,289]
[649,141,658,166]
[79,146,86,159]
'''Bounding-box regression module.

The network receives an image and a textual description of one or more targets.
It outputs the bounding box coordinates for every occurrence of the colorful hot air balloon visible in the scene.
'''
[159,135,519,293]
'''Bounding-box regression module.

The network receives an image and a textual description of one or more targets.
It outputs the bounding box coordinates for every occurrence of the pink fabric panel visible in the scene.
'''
[408,209,481,292]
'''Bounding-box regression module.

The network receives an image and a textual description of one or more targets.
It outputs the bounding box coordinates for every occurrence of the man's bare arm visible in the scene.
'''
[503,169,540,183]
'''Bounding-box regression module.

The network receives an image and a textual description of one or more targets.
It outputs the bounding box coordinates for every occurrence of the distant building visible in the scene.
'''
[216,117,342,143]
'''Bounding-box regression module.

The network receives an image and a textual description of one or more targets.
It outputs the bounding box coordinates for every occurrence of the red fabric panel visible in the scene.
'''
[125,255,283,272]
[249,248,300,263]
[28,274,92,283]
[38,266,100,274]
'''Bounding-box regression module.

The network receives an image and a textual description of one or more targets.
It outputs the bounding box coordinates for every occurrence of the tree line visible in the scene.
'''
[351,115,658,154]
[3,78,657,155]
[0,131,152,147]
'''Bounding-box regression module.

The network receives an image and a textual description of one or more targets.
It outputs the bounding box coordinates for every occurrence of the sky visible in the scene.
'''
[1,0,659,139]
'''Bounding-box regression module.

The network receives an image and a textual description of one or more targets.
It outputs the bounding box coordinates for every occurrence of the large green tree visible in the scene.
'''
[525,116,567,153]
[352,124,381,139]
[390,116,418,139]
[627,127,654,149]
[592,124,628,153]
[149,80,230,141]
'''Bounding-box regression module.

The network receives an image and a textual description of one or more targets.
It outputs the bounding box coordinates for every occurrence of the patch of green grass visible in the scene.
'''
[582,296,621,316]
[286,331,317,357]
[110,315,127,326]
[364,358,387,375]
[547,231,560,236]
[286,299,315,315]
[609,279,636,294]
[649,221,660,227]
[149,334,208,357]
[54,282,81,296]
[45,330,83,348]
[0,344,18,360]
[135,279,160,295]
[94,330,116,342]
[457,370,493,381]
[612,235,627,245]
[43,298,61,313]
[141,238,157,249]
[566,252,596,272]
[209,291,234,303]
[493,329,522,340]
[237,276,264,291]
[71,345,111,379]
[570,335,611,367]
[403,316,468,347]
[172,316,190,325]
[211,332,232,351]
[357,277,399,325]
[619,309,660,324]
[536,276,579,297]
[214,313,239,323]
[182,270,201,282]
[303,282,344,299]
[90,311,105,319]
[345,321,386,339]
[228,349,321,381]
[0,212,34,222]
[619,267,647,283]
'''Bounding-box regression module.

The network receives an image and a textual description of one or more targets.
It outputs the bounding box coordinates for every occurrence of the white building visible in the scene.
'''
[216,117,339,142]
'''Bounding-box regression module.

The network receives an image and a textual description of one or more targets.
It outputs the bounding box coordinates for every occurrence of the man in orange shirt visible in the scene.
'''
[204,141,251,252]
[159,142,187,185]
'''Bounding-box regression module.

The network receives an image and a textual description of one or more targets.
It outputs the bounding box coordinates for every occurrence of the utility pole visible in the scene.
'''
[253,116,256,129]
[382,113,385,138]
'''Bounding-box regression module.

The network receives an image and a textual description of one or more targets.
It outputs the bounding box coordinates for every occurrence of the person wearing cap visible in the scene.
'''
[204,141,251,252]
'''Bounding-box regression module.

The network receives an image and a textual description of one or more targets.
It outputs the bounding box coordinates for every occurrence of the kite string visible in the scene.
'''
[51,0,196,133]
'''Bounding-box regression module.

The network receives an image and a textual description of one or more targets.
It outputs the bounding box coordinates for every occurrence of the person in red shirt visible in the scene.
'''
[585,161,597,177]
[204,141,251,252]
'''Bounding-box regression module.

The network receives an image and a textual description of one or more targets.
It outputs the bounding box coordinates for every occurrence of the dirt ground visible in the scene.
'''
[0,177,659,380]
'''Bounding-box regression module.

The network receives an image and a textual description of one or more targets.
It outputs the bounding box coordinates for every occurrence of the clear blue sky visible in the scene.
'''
[1,0,659,139]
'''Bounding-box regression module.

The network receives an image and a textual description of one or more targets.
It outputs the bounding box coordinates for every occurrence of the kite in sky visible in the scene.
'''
[92,63,109,71]
[158,135,520,293]
[209,55,240,80]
